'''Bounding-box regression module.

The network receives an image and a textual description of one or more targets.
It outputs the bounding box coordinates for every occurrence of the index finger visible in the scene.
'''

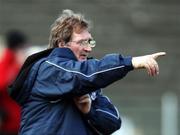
[151,52,166,59]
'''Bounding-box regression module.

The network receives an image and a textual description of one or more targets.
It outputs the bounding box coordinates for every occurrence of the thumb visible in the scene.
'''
[151,52,166,59]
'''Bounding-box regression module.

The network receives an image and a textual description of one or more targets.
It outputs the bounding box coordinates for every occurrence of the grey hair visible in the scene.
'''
[48,9,91,48]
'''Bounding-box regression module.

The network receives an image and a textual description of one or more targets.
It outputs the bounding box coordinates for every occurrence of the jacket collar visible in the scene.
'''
[48,48,78,61]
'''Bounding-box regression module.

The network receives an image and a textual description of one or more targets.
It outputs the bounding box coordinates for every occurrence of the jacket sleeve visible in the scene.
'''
[35,54,133,98]
[84,90,121,135]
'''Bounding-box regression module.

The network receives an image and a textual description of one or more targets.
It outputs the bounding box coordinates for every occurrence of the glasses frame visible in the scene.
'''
[69,39,96,48]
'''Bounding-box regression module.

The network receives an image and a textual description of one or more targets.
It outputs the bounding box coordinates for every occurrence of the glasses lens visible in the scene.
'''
[88,39,96,47]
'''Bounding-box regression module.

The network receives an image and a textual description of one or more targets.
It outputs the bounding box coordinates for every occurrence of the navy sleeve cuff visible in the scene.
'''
[122,56,134,71]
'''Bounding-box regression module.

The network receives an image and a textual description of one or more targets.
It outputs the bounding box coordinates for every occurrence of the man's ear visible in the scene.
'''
[58,40,65,48]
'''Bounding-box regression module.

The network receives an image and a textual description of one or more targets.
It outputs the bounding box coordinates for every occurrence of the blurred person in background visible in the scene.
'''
[0,30,28,135]
[9,10,165,135]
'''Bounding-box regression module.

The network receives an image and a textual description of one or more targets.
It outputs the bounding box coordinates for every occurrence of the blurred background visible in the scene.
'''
[0,0,179,135]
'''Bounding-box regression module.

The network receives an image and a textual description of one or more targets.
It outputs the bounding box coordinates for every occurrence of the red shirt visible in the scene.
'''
[0,48,21,133]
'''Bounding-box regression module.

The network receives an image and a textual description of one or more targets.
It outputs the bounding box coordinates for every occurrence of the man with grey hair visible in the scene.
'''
[10,9,165,135]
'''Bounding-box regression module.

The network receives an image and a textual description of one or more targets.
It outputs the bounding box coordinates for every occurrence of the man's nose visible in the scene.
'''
[84,46,92,52]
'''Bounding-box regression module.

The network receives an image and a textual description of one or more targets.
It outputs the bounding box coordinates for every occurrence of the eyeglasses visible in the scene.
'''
[70,39,96,48]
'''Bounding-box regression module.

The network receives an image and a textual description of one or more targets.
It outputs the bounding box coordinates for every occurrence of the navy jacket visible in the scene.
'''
[10,48,133,135]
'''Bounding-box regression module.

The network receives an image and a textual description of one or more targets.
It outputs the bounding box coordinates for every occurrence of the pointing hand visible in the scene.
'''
[132,52,166,76]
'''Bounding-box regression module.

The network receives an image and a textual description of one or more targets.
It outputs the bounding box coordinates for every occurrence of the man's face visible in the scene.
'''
[67,29,93,61]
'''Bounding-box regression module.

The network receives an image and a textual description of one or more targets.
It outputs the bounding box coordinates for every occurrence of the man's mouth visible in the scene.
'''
[81,54,88,57]
[80,54,88,60]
